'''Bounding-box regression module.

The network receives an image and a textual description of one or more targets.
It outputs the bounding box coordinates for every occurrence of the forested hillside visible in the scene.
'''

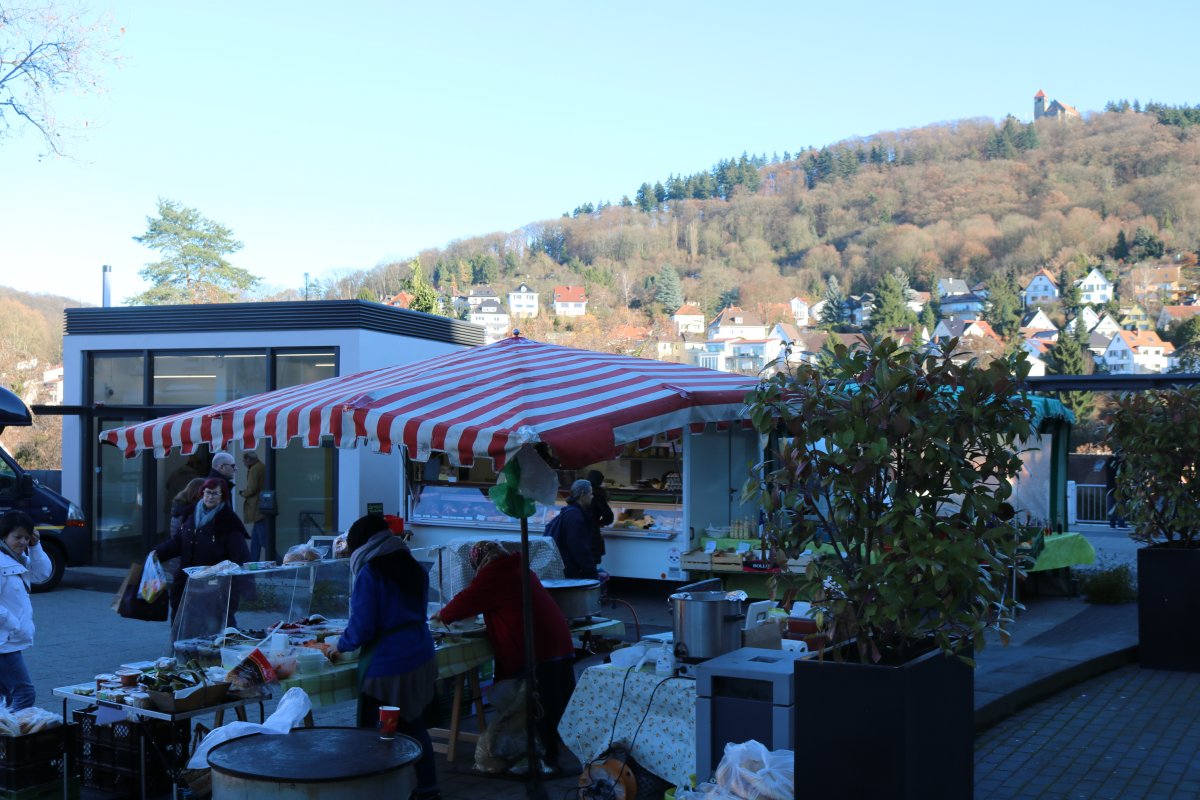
[316,106,1200,333]
[0,287,73,468]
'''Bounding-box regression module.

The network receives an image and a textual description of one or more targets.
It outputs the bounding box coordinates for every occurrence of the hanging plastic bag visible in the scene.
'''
[713,739,794,800]
[138,553,167,603]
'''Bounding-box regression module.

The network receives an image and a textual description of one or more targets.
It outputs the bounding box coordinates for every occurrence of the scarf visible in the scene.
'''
[349,531,410,583]
[195,501,224,531]
[0,541,30,591]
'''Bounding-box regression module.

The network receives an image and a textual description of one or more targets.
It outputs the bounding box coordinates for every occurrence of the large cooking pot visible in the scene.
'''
[542,578,601,620]
[669,590,748,660]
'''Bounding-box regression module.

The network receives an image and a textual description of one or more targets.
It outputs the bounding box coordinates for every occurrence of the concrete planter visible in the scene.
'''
[1137,545,1200,671]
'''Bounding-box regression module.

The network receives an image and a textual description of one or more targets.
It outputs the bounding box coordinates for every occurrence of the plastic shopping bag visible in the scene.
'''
[713,739,794,800]
[138,553,167,603]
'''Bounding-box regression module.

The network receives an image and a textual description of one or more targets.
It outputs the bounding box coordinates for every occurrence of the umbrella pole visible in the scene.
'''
[520,515,548,799]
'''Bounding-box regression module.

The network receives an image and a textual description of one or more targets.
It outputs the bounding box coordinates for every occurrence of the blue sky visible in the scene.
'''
[2,0,1197,306]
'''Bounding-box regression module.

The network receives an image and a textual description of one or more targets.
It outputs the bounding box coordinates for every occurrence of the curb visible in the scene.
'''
[973,645,1139,732]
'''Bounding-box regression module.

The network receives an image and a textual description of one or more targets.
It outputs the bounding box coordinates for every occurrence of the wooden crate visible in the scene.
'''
[711,553,744,572]
[680,551,712,571]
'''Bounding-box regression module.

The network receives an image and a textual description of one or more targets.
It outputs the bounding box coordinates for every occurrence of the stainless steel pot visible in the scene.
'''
[542,578,602,620]
[669,590,748,660]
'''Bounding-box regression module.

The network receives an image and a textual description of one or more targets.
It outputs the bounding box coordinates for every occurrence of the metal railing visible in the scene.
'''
[1075,483,1108,522]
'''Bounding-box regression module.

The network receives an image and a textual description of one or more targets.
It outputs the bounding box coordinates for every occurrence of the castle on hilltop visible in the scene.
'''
[1034,89,1081,122]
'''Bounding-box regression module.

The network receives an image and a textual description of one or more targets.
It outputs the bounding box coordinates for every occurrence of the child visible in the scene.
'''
[0,511,52,710]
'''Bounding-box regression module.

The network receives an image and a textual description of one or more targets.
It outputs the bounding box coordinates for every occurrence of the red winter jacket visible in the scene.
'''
[438,553,573,680]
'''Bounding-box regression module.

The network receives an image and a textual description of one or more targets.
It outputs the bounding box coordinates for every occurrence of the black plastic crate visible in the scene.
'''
[0,776,80,800]
[0,759,62,792]
[0,725,74,766]
[109,718,189,752]
[79,759,168,800]
[71,710,110,745]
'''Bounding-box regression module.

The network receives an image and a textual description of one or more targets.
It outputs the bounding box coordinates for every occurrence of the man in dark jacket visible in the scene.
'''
[209,451,236,496]
[551,480,598,580]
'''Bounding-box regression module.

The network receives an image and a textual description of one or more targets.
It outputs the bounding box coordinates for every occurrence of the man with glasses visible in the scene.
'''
[208,451,236,495]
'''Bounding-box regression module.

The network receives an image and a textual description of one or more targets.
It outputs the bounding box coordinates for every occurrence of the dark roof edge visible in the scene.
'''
[1026,373,1200,391]
[63,300,485,347]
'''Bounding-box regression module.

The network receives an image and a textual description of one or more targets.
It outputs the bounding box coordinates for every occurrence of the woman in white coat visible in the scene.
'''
[0,511,52,710]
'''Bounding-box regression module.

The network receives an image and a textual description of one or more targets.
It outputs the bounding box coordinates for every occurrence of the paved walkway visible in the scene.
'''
[44,561,1200,800]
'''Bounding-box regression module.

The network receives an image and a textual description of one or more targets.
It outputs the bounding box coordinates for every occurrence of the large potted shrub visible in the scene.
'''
[1109,386,1200,672]
[745,336,1034,799]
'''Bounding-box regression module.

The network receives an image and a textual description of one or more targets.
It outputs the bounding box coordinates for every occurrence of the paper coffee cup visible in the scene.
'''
[378,706,401,740]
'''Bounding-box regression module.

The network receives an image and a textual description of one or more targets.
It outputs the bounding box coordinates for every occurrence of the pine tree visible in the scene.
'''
[985,269,1022,339]
[819,275,848,327]
[654,265,684,312]
[635,183,654,212]
[405,258,442,315]
[1046,323,1094,420]
[869,271,917,335]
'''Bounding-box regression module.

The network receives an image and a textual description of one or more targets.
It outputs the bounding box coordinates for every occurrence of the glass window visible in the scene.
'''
[274,351,337,389]
[273,439,335,555]
[157,447,213,536]
[153,353,267,404]
[94,416,147,565]
[92,355,145,405]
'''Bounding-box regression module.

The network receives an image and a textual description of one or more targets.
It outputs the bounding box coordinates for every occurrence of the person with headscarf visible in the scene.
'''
[431,541,575,770]
[550,479,598,580]
[337,515,439,800]
[0,511,52,710]
[153,477,250,623]
[585,470,614,566]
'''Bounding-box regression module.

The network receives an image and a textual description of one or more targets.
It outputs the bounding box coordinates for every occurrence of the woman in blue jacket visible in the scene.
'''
[337,514,439,800]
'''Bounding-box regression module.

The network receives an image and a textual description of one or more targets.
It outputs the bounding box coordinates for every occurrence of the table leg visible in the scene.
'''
[446,675,465,762]
[468,670,487,736]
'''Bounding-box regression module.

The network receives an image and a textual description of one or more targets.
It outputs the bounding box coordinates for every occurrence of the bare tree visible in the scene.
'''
[0,2,121,155]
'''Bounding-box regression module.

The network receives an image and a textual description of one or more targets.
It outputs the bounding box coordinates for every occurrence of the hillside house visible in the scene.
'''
[671,304,706,335]
[41,365,64,405]
[932,318,1003,346]
[468,300,511,343]
[848,294,875,328]
[1117,304,1153,332]
[468,287,501,308]
[907,290,930,316]
[937,278,970,297]
[507,283,539,318]
[1087,331,1115,360]
[1020,339,1051,377]
[1075,268,1114,306]
[1091,314,1122,338]
[449,295,471,315]
[1033,90,1082,122]
[552,285,588,316]
[1132,265,1184,303]
[706,307,769,340]
[1065,307,1101,335]
[939,293,987,318]
[1021,328,1059,343]
[1101,330,1175,374]
[789,297,812,327]
[1022,269,1059,307]
[384,290,413,309]
[1020,308,1056,332]
[1156,305,1200,332]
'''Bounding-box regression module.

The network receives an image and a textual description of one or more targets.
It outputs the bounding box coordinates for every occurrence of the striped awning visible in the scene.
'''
[99,336,759,469]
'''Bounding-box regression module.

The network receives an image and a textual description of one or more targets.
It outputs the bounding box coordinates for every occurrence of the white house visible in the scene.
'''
[789,297,812,327]
[937,278,970,297]
[939,294,987,318]
[1075,268,1114,306]
[932,318,1003,345]
[1156,305,1200,333]
[1101,330,1175,374]
[41,365,64,405]
[1064,307,1101,335]
[907,290,930,316]
[552,285,588,316]
[468,286,501,308]
[1092,313,1123,338]
[671,303,706,335]
[706,307,769,341]
[848,294,875,328]
[1020,308,1056,332]
[468,300,511,343]
[1022,269,1059,307]
[507,283,539,319]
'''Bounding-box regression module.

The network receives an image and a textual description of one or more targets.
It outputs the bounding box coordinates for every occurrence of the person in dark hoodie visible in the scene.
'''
[337,514,439,800]
[585,470,614,566]
[153,477,250,626]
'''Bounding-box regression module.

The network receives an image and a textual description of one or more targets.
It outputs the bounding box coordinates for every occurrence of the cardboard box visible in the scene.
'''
[742,623,783,650]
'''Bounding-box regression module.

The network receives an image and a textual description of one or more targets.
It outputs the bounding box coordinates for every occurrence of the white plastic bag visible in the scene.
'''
[187,687,313,769]
[138,553,167,603]
[713,739,794,800]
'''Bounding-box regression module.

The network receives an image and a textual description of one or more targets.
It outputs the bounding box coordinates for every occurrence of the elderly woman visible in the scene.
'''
[432,541,575,770]
[337,514,439,800]
[550,479,598,580]
[153,477,250,625]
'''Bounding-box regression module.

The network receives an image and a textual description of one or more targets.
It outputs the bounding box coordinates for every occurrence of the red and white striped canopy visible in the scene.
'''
[99,336,759,469]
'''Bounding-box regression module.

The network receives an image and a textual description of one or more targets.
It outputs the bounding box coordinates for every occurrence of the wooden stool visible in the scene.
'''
[429,668,487,762]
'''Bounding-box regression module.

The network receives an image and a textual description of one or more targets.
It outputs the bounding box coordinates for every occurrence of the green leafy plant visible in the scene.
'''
[1109,386,1200,548]
[1077,558,1137,604]
[744,336,1034,665]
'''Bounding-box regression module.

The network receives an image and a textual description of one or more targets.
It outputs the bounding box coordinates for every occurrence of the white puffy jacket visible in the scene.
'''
[0,544,51,654]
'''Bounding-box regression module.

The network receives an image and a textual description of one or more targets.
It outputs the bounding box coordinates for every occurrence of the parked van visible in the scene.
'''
[0,387,89,591]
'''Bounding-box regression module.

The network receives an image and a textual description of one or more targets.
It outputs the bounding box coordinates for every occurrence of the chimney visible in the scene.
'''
[101,264,113,307]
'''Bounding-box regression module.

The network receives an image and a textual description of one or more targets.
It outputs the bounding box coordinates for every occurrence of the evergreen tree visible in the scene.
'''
[819,275,848,327]
[985,268,1023,339]
[653,181,667,207]
[1111,230,1130,261]
[654,264,684,311]
[868,271,917,334]
[1058,267,1082,316]
[1021,122,1039,151]
[405,258,442,314]
[716,286,741,312]
[128,198,257,305]
[1045,323,1095,420]
[635,183,654,212]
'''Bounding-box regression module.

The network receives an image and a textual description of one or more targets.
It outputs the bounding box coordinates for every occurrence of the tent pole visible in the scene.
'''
[520,515,547,799]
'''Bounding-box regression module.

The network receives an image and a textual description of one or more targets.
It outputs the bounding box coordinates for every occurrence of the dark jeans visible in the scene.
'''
[0,651,35,710]
[358,691,437,794]
[249,519,277,563]
[522,657,576,766]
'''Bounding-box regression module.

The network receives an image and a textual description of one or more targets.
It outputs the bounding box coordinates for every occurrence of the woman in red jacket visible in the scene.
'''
[431,541,575,769]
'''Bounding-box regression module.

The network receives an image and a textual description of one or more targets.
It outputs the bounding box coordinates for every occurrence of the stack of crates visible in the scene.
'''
[74,709,188,799]
[0,724,76,800]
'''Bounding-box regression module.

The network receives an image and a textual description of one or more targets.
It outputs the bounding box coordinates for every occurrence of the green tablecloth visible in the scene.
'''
[1030,532,1096,572]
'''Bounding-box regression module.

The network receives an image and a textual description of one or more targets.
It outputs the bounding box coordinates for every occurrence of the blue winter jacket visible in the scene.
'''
[339,561,435,679]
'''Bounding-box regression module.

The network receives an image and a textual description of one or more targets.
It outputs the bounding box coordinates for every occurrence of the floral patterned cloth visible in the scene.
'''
[558,664,696,786]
